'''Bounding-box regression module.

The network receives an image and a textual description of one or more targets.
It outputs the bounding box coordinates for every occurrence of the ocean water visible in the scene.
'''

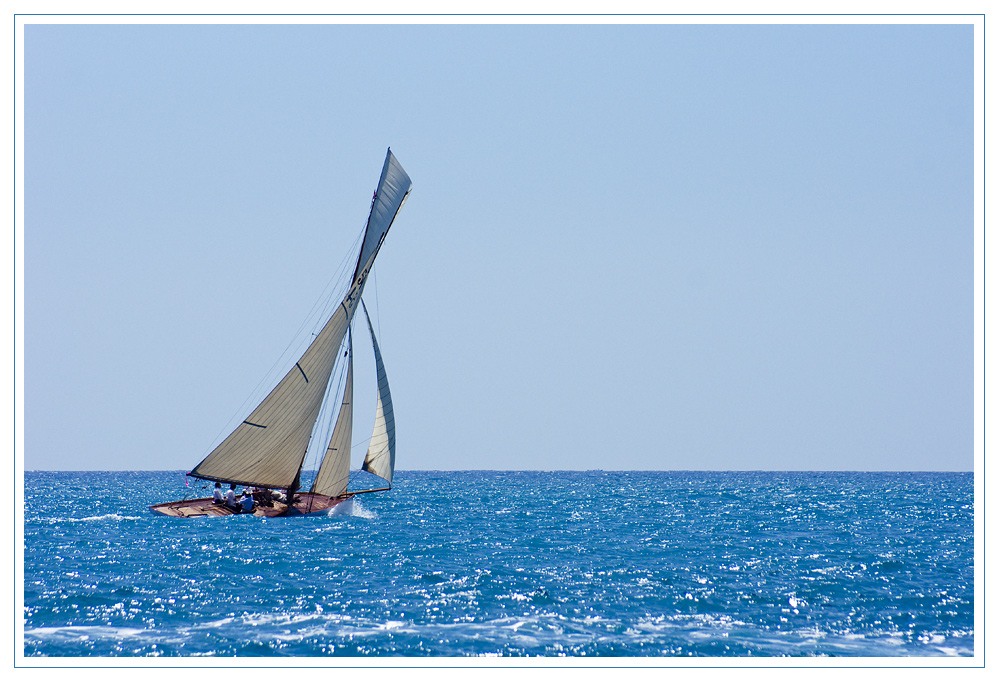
[23,470,973,658]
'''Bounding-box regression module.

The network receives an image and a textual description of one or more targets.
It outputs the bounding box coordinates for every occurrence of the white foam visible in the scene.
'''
[77,514,143,522]
[325,497,377,520]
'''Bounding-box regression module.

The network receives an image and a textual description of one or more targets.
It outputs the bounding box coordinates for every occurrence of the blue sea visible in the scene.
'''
[23,470,973,658]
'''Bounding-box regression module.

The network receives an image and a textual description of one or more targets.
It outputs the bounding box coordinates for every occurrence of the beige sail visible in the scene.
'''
[310,332,353,498]
[360,300,396,485]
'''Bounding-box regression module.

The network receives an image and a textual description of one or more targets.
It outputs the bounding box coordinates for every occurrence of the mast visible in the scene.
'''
[188,149,412,492]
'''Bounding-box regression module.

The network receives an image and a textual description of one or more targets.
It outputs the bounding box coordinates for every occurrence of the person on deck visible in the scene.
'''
[240,490,255,513]
[253,487,274,506]
[212,482,224,504]
[224,484,238,509]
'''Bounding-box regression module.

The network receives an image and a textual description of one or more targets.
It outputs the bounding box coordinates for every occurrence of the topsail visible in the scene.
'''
[353,150,412,285]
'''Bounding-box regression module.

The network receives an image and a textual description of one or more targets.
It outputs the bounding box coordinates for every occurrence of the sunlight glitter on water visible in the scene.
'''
[23,470,974,657]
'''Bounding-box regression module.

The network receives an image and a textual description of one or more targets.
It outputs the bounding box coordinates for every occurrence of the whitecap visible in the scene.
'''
[25,625,148,640]
[76,514,143,522]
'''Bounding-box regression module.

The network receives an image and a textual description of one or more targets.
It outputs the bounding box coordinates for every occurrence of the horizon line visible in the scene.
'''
[23,468,974,474]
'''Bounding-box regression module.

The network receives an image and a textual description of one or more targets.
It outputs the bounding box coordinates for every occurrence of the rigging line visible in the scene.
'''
[306,224,367,337]
[253,217,364,379]
[252,223,363,382]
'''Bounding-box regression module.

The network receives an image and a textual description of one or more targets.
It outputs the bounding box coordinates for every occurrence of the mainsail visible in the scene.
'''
[360,300,396,485]
[310,331,354,499]
[188,300,354,489]
[189,149,411,492]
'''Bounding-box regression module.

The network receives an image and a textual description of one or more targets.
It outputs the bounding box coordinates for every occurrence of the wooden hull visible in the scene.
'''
[150,492,355,518]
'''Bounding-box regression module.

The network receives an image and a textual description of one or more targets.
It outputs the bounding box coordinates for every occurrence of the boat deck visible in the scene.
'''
[150,492,353,518]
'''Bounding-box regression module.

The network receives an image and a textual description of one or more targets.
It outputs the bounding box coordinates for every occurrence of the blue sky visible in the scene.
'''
[23,21,975,472]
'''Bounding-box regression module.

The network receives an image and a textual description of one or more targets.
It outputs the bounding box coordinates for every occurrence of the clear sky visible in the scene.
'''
[22,21,975,472]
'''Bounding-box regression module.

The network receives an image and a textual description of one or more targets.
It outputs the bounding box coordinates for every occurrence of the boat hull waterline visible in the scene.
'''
[150,492,354,518]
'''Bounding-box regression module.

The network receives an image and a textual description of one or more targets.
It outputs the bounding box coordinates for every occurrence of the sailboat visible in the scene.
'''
[151,149,411,518]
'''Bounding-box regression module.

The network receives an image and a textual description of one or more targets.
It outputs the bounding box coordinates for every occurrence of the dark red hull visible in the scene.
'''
[150,492,354,518]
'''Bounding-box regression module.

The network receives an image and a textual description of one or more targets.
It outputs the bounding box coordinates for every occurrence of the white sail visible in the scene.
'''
[310,332,353,498]
[351,150,412,286]
[189,149,411,492]
[361,300,396,485]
